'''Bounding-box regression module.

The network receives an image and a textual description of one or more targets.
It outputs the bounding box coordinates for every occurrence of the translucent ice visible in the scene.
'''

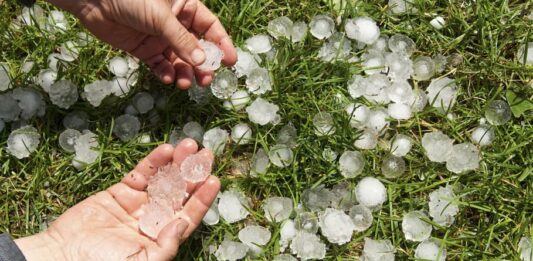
[366,109,390,134]
[348,205,373,232]
[430,16,446,30]
[180,153,213,183]
[338,150,365,178]
[388,0,417,15]
[517,42,533,65]
[276,123,298,148]
[230,90,250,110]
[11,88,45,120]
[347,75,367,99]
[230,123,252,145]
[355,177,387,210]
[484,100,512,126]
[391,134,412,157]
[291,21,308,43]
[59,41,80,62]
[7,126,40,159]
[345,17,380,44]
[233,48,260,78]
[269,144,293,167]
[426,77,457,111]
[108,56,129,77]
[198,39,224,71]
[290,231,326,260]
[268,16,293,39]
[49,80,79,109]
[415,239,446,261]
[113,114,140,142]
[354,129,378,150]
[238,225,271,255]
[202,201,220,225]
[263,197,293,222]
[388,102,412,120]
[202,127,229,156]
[279,220,297,252]
[58,128,81,153]
[84,80,112,107]
[402,210,432,241]
[313,112,336,136]
[211,69,238,99]
[446,143,480,174]
[188,81,212,104]
[319,208,355,245]
[330,182,357,211]
[318,32,352,62]
[386,80,414,104]
[245,34,273,54]
[183,121,204,143]
[410,89,428,112]
[72,130,100,169]
[381,154,406,178]
[0,64,10,91]
[388,34,416,56]
[246,98,280,125]
[250,148,270,176]
[138,200,173,239]
[412,56,436,81]
[302,185,333,212]
[519,237,532,261]
[37,69,57,92]
[217,190,250,223]
[471,124,494,146]
[273,254,297,261]
[422,131,454,163]
[63,111,89,131]
[362,50,386,75]
[132,92,154,114]
[47,53,63,72]
[147,164,187,211]
[385,52,413,81]
[309,15,335,40]
[362,237,396,261]
[246,67,272,95]
[428,185,459,227]
[364,74,392,104]
[322,147,339,162]
[215,239,248,261]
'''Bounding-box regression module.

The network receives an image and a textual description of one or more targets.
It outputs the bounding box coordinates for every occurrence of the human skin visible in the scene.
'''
[15,139,220,260]
[45,0,237,89]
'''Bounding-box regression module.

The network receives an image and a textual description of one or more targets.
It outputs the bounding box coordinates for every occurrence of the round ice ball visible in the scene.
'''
[484,100,511,126]
[355,177,387,210]
[381,154,406,178]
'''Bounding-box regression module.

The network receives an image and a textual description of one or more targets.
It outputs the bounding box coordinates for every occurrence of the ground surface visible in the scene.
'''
[0,0,532,260]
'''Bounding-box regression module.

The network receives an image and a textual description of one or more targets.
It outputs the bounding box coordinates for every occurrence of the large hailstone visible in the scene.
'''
[445,143,480,174]
[318,208,355,245]
[11,88,45,120]
[83,80,112,107]
[471,124,494,146]
[113,114,141,142]
[268,144,294,167]
[517,42,533,65]
[348,205,373,232]
[214,239,248,261]
[391,134,412,157]
[290,231,326,260]
[355,177,387,210]
[49,80,79,109]
[7,126,41,159]
[415,239,447,261]
[428,185,459,227]
[309,15,335,40]
[246,97,280,125]
[402,210,433,242]
[231,123,252,145]
[426,77,457,111]
[344,16,380,44]
[421,131,454,163]
[519,236,532,261]
[210,69,238,99]
[362,237,396,261]
[263,197,293,222]
[245,34,273,54]
[202,127,229,156]
[217,190,249,223]
[338,150,365,178]
[0,64,11,91]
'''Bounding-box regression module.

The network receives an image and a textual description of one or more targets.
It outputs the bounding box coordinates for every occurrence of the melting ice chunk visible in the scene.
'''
[338,150,365,178]
[245,34,273,54]
[428,185,459,227]
[138,199,174,239]
[49,80,79,109]
[246,98,280,125]
[388,34,416,56]
[211,69,238,99]
[362,237,396,261]
[390,134,412,157]
[113,114,140,142]
[348,205,373,232]
[217,190,249,223]
[263,196,293,222]
[198,39,224,71]
[421,131,454,163]
[319,208,355,245]
[355,177,387,210]
[344,16,380,44]
[290,231,326,260]
[445,143,480,174]
[202,127,229,156]
[215,239,248,261]
[470,124,494,146]
[268,144,294,167]
[58,128,81,153]
[108,56,129,77]
[238,225,271,256]
[267,16,293,39]
[519,237,533,261]
[246,67,272,95]
[426,77,457,111]
[313,112,336,136]
[484,100,511,126]
[402,210,432,242]
[381,154,406,178]
[84,80,112,107]
[309,15,335,40]
[132,92,154,114]
[7,126,40,159]
[72,130,100,169]
[233,48,260,78]
[180,153,213,183]
[415,239,447,261]
[63,111,89,131]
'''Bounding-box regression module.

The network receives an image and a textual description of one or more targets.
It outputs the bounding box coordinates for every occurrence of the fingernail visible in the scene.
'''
[175,220,189,238]
[191,48,205,65]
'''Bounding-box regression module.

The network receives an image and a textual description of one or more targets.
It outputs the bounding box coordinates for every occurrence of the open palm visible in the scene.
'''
[18,139,220,261]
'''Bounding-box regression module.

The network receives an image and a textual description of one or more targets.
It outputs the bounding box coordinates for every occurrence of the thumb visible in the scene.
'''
[157,218,189,254]
[160,13,206,66]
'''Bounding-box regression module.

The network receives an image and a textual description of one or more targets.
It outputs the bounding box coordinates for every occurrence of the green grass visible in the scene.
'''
[1,0,532,260]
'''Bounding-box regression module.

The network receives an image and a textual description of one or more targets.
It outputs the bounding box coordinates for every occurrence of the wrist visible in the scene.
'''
[14,231,67,261]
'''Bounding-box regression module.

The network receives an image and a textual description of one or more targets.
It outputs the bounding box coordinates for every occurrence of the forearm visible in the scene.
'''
[15,231,66,261]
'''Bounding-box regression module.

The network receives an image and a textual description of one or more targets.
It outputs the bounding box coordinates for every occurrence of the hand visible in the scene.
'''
[48,0,237,89]
[15,139,220,261]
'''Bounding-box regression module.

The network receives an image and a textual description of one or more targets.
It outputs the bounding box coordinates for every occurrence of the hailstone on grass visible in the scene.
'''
[268,16,293,39]
[344,16,380,44]
[202,127,229,156]
[391,134,412,157]
[215,239,248,261]
[63,111,89,131]
[37,69,57,92]
[381,154,406,178]
[430,16,446,30]
[428,185,459,227]
[238,225,271,256]
[211,69,238,99]
[11,88,45,120]
[246,97,280,125]
[348,205,373,232]
[309,15,335,40]
[402,210,432,242]
[484,100,512,126]
[72,130,100,170]
[49,80,79,109]
[346,103,370,128]
[59,41,80,62]
[422,131,454,163]
[7,126,40,159]
[354,129,378,150]
[388,0,417,15]
[388,102,412,120]
[188,81,212,105]
[233,48,260,78]
[263,197,293,222]
[0,64,11,91]
[246,67,272,95]
[183,121,204,143]
[250,148,269,176]
[519,237,533,261]
[269,144,293,167]
[338,150,365,178]
[446,143,480,174]
[202,201,220,226]
[355,177,387,210]
[313,112,336,136]
[217,190,249,223]
[385,52,413,81]
[113,114,141,142]
[84,80,112,107]
[318,32,352,62]
[302,185,333,212]
[291,21,308,43]
[108,56,129,77]
[231,123,252,145]
[245,34,273,54]
[229,90,250,110]
[58,128,81,153]
[273,254,297,261]
[132,92,154,114]
[517,42,533,65]
[388,33,416,56]
[319,208,355,245]
[426,77,457,111]
[471,124,494,146]
[412,56,436,81]
[362,237,396,261]
[290,231,326,260]
[415,239,447,261]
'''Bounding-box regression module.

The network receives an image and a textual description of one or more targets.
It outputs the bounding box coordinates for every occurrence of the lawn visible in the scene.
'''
[0,0,532,260]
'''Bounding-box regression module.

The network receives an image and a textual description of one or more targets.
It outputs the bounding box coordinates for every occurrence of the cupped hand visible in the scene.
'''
[16,139,220,261]
[51,0,237,88]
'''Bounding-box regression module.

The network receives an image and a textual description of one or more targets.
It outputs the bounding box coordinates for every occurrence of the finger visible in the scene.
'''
[173,58,195,89]
[161,12,205,66]
[107,183,149,214]
[183,149,215,196]
[146,55,176,84]
[194,69,214,87]
[176,0,198,29]
[189,2,237,66]
[156,218,189,258]
[129,36,169,61]
[122,144,175,191]
[172,138,199,167]
[178,175,220,239]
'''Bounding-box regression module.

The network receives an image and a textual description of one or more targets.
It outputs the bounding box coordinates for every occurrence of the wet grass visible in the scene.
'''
[0,0,532,260]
